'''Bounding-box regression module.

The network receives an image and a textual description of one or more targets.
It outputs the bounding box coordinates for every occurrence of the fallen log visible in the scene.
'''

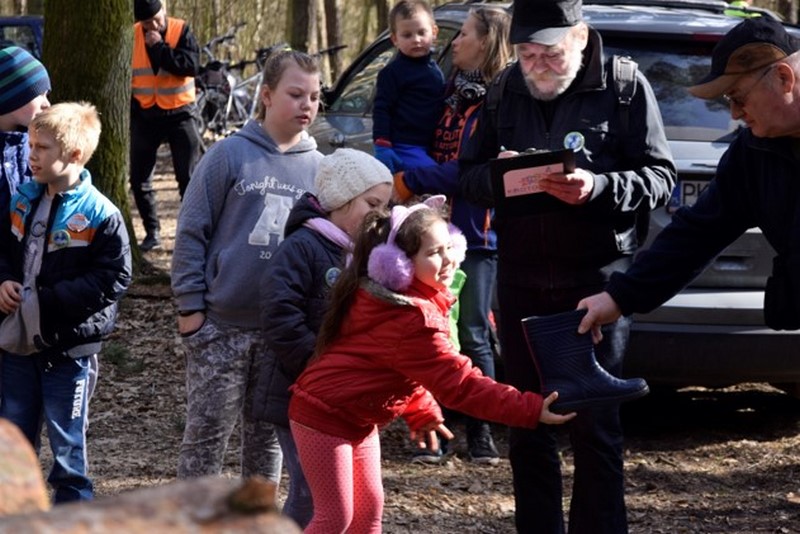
[0,418,49,516]
[0,475,300,533]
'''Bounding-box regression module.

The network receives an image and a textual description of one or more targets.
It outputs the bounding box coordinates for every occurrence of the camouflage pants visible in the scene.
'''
[177,316,282,481]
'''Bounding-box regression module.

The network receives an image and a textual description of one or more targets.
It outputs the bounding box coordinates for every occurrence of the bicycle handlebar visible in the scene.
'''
[202,21,247,61]
[315,44,348,58]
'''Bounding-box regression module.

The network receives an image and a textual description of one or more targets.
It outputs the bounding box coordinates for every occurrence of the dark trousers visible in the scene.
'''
[457,250,498,434]
[130,108,201,235]
[498,281,631,534]
[459,250,498,378]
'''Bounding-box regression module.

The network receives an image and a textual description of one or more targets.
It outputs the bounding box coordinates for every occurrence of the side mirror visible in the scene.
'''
[320,86,336,109]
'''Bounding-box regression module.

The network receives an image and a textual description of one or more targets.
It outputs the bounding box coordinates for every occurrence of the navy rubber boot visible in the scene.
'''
[521,309,649,413]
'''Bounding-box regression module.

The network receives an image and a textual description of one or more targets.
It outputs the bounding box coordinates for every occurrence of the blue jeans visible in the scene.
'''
[458,250,498,379]
[498,282,630,534]
[276,424,313,528]
[0,351,94,503]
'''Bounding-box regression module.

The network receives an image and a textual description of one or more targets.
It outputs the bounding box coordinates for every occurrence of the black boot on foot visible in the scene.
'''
[467,420,500,466]
[140,230,162,252]
[521,309,649,414]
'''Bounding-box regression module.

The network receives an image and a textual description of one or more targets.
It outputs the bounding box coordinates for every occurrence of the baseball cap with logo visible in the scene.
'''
[689,17,800,99]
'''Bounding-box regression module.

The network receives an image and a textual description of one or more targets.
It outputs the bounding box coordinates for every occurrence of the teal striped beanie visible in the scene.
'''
[0,46,51,115]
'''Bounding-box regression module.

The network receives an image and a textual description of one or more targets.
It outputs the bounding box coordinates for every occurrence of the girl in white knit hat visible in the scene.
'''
[253,147,392,527]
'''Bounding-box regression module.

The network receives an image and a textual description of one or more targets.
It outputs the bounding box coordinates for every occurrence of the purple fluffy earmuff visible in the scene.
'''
[449,223,467,265]
[367,195,467,292]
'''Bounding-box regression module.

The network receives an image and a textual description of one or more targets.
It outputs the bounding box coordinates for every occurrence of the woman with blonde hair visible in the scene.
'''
[392,7,513,465]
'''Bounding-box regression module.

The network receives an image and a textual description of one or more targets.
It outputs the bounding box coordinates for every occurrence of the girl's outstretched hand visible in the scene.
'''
[409,422,454,452]
[539,392,577,425]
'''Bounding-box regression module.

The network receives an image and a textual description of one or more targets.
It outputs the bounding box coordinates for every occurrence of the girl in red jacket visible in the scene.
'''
[288,195,574,533]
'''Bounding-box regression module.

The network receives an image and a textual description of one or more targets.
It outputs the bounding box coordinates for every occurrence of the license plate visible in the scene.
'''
[668,179,709,213]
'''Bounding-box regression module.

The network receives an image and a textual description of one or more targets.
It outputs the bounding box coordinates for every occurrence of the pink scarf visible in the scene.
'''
[303,218,354,263]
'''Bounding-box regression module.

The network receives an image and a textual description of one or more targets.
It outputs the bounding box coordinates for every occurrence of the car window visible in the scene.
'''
[0,24,39,57]
[329,25,458,115]
[330,44,395,114]
[604,39,739,142]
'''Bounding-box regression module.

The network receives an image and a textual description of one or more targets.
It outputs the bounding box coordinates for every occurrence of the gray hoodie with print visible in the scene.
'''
[171,119,323,328]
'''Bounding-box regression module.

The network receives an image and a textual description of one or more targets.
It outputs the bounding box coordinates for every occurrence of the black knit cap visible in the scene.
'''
[689,17,800,99]
[510,0,583,46]
[134,0,162,22]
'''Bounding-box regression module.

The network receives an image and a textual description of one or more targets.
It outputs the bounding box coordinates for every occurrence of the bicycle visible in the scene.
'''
[195,25,347,144]
[225,43,348,129]
[194,22,246,141]
[195,24,293,143]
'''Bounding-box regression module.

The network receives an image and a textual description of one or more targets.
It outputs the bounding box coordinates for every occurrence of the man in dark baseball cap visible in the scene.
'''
[579,12,800,449]
[690,16,800,99]
[510,0,582,45]
[459,0,676,532]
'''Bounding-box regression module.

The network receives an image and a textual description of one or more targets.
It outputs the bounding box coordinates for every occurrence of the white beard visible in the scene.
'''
[523,46,584,101]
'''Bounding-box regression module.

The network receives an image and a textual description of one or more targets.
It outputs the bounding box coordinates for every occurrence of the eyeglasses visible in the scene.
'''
[722,65,774,108]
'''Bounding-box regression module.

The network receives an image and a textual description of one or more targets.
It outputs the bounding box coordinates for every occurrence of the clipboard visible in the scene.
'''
[490,149,576,218]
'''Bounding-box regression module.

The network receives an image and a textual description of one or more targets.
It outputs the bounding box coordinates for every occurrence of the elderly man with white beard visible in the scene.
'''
[458,0,676,532]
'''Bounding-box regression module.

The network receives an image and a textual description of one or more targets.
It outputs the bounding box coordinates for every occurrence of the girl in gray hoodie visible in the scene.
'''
[171,50,324,483]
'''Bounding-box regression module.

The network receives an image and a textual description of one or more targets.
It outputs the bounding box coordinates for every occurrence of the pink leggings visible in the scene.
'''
[290,421,383,533]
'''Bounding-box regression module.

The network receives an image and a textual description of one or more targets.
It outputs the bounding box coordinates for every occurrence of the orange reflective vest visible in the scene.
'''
[131,17,195,110]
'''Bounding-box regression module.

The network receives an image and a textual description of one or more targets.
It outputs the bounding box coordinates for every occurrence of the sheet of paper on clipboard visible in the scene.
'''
[490,148,576,218]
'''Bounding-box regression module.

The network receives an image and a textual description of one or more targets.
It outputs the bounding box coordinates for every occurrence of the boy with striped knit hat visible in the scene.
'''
[0,45,51,220]
[0,45,50,419]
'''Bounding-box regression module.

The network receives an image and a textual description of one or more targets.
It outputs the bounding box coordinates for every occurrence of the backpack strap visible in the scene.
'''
[486,56,638,138]
[611,54,638,138]
[484,64,513,131]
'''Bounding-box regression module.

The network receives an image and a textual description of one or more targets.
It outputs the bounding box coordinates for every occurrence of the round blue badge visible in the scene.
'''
[563,131,585,152]
[52,229,71,248]
[325,267,341,288]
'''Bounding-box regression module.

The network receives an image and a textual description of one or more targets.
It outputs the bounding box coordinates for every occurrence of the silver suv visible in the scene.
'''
[309,0,800,394]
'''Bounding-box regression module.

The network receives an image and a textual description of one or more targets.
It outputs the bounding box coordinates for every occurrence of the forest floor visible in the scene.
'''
[70,166,800,532]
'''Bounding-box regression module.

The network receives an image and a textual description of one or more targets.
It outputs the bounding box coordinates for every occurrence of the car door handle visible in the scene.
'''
[712,255,753,272]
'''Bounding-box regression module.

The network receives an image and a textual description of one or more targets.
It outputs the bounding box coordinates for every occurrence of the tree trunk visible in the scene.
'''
[42,0,138,263]
[376,0,390,34]
[324,0,344,80]
[289,0,317,53]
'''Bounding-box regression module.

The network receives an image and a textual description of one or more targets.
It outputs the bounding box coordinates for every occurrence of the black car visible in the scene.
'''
[0,15,43,58]
[309,0,800,394]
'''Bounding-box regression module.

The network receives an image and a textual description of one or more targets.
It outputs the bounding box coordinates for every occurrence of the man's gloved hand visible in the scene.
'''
[373,144,404,174]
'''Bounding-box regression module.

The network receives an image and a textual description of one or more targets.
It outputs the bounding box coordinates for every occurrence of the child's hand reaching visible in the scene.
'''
[539,392,577,425]
[409,421,454,453]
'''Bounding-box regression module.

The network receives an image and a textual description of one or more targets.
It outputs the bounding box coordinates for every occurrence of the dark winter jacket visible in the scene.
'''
[253,192,346,427]
[398,98,496,252]
[373,51,445,147]
[607,128,799,315]
[0,130,30,223]
[459,29,676,290]
[0,170,132,357]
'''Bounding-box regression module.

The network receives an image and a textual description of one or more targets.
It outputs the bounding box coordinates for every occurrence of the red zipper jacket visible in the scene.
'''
[289,277,543,441]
